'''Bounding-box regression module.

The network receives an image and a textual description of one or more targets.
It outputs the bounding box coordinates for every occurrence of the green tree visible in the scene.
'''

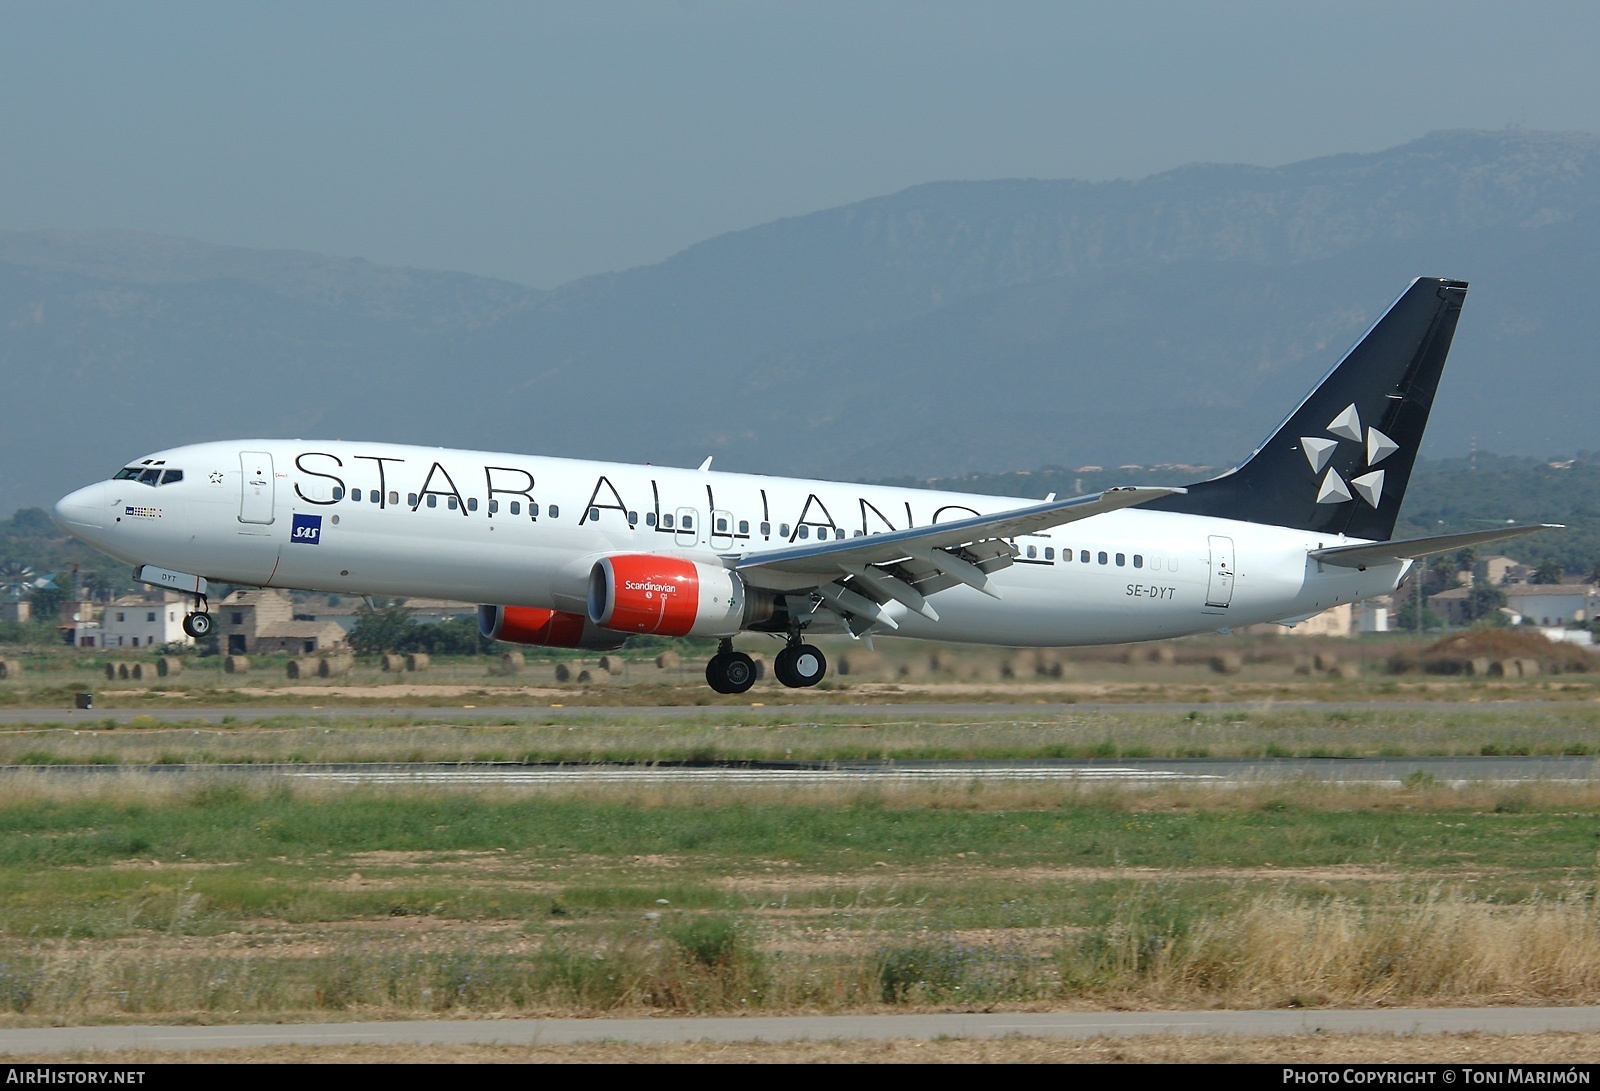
[1531,560,1564,584]
[348,604,420,655]
[1462,578,1507,622]
[26,582,67,623]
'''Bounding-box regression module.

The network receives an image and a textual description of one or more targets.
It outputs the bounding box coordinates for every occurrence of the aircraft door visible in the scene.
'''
[239,452,275,525]
[675,507,699,548]
[710,509,734,550]
[1206,535,1235,608]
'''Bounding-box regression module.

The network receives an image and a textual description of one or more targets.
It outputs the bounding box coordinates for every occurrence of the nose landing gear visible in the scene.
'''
[705,639,758,694]
[181,596,212,639]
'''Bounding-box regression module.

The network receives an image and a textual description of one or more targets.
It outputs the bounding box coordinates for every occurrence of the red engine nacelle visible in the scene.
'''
[477,605,625,650]
[587,555,764,638]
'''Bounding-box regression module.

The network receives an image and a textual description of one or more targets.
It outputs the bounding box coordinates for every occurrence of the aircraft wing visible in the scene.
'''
[1308,524,1563,570]
[733,486,1184,632]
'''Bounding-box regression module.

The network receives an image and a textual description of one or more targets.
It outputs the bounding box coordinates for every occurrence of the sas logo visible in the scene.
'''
[290,513,323,545]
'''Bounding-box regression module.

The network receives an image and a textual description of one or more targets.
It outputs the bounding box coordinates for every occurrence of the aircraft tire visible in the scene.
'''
[183,613,212,639]
[705,652,757,695]
[774,643,826,688]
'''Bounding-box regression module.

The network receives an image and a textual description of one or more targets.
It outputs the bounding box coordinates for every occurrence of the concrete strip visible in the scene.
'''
[6,1007,1600,1053]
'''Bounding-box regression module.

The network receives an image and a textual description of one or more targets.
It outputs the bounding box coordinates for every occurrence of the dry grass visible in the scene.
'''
[27,1032,1600,1064]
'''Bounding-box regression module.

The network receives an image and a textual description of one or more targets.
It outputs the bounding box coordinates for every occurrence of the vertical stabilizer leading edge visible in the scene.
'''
[1145,277,1468,540]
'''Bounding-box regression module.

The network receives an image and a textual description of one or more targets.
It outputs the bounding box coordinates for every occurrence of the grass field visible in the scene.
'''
[3,633,1599,1039]
[3,774,1600,1023]
[3,702,1600,766]
[2,632,1598,711]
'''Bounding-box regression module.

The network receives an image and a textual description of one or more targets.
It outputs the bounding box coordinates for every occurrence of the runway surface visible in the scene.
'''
[5,1006,1600,1053]
[5,754,1598,786]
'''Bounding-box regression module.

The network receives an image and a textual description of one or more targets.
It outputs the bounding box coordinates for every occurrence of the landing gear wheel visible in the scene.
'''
[705,651,758,695]
[774,643,827,688]
[182,612,212,639]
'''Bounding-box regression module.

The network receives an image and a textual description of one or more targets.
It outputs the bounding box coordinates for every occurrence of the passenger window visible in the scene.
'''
[448,496,459,510]
[489,500,499,514]
[467,498,478,512]
[1080,550,1090,563]
[716,518,728,532]
[738,520,749,534]
[798,525,810,539]
[332,486,345,500]
[427,495,438,508]
[350,488,361,502]
[408,493,419,507]
[388,491,398,505]
[1026,545,1037,558]
[589,506,600,521]
[508,501,519,515]
[760,522,771,536]
[531,503,540,517]
[836,528,845,540]
[1115,553,1126,566]
[646,512,656,526]
[549,505,559,519]
[628,511,639,525]
[161,469,183,485]
[780,524,790,537]
[370,490,380,504]
[1133,554,1143,568]
[1098,551,1108,565]
[663,514,675,529]
[1045,547,1054,560]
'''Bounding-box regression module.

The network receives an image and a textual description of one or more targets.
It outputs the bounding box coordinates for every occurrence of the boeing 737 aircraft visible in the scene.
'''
[52,278,1555,693]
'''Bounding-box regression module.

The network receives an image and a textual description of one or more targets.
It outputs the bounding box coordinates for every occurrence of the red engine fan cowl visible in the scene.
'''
[587,555,749,638]
[477,605,625,650]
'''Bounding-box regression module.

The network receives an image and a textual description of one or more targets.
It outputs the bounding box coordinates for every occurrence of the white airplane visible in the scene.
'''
[52,278,1554,693]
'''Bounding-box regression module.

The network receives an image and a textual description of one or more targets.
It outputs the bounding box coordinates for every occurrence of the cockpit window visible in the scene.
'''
[114,466,183,486]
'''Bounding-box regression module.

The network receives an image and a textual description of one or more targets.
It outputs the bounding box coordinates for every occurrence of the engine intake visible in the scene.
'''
[587,555,769,637]
[477,605,625,650]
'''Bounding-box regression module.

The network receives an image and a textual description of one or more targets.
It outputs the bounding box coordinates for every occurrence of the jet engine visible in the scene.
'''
[587,555,772,637]
[477,605,626,650]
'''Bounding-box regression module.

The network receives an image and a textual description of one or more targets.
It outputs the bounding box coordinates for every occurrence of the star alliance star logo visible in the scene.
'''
[1302,403,1398,508]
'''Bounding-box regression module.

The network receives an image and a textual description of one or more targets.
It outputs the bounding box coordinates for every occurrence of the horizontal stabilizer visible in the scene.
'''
[1308,525,1563,570]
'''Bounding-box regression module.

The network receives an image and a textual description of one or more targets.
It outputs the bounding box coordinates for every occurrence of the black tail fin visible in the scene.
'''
[1145,277,1468,540]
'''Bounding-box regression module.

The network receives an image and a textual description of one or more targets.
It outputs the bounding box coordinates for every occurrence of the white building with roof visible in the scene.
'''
[1502,584,1600,628]
[99,593,192,650]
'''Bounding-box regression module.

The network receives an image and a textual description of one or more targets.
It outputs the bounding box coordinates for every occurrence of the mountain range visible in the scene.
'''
[3,128,1599,516]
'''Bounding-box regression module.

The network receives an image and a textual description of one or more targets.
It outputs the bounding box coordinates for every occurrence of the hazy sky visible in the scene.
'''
[4,1,1599,288]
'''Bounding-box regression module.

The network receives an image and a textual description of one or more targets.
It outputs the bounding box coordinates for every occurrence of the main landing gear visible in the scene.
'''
[181,596,212,639]
[704,635,829,693]
[705,640,758,694]
[774,640,826,688]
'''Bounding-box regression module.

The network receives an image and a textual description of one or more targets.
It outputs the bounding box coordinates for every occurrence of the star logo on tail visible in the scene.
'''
[1302,403,1399,508]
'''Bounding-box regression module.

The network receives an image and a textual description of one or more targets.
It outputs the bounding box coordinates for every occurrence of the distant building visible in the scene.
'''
[100,593,192,649]
[1241,602,1354,637]
[215,588,346,656]
[0,601,29,625]
[1502,584,1600,627]
[1481,555,1530,586]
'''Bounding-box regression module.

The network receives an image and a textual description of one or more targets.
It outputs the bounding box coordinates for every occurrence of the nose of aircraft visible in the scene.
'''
[53,482,109,534]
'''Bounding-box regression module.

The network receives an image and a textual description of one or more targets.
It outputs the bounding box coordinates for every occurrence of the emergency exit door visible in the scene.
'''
[1206,535,1235,609]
